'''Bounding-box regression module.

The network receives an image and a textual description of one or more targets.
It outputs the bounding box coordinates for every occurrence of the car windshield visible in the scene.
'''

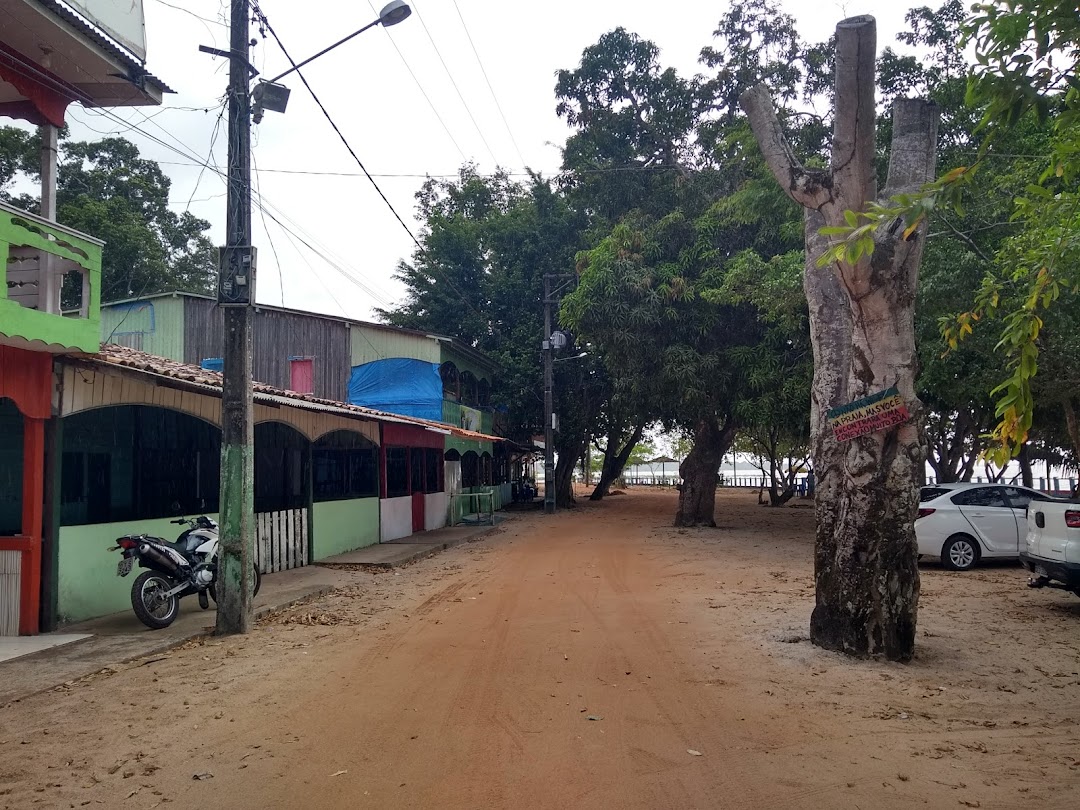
[920,487,952,502]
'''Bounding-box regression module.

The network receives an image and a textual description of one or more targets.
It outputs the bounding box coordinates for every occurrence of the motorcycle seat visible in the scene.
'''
[167,532,205,556]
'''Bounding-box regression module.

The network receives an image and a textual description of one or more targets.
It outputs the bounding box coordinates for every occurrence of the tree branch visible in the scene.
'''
[739,84,832,210]
[935,213,991,263]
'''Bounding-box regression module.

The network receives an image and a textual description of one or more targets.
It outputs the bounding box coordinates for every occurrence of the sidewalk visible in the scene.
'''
[317,515,509,569]
[0,517,511,706]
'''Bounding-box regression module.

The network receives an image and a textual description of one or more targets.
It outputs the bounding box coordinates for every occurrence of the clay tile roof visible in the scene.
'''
[76,344,505,443]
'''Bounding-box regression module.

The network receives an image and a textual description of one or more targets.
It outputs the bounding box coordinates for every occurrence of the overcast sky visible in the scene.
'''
[63,0,927,319]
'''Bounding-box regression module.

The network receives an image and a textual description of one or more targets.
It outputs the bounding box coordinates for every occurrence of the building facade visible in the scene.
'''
[101,293,515,521]
[1,0,170,635]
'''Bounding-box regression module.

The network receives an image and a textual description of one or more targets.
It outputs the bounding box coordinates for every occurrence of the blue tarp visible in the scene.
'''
[348,358,443,422]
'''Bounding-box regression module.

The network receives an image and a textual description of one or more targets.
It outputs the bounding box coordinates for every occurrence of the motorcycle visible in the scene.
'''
[111,515,261,630]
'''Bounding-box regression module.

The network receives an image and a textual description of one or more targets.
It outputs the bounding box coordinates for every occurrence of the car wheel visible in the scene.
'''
[941,534,980,571]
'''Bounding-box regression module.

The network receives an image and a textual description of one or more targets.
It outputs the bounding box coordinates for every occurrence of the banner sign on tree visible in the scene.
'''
[827,387,909,442]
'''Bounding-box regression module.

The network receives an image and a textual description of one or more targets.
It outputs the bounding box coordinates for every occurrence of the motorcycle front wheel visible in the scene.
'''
[131,571,180,630]
[208,564,262,603]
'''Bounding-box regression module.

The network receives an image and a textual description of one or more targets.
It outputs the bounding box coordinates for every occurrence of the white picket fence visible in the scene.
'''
[0,550,20,636]
[254,508,309,574]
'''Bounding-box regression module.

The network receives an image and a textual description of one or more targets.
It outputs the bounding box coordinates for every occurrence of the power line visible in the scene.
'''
[449,0,527,169]
[247,1,486,325]
[364,0,468,163]
[186,103,228,210]
[148,0,229,29]
[0,16,399,314]
[251,148,284,307]
[410,0,500,166]
[149,160,690,178]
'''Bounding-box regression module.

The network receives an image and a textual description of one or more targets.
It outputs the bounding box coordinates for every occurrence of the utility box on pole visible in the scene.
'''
[218,245,257,306]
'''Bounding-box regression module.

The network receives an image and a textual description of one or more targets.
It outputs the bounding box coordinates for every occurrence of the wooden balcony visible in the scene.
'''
[0,199,102,353]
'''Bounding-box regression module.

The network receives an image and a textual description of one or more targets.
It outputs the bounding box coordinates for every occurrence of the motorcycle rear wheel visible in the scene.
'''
[131,571,180,630]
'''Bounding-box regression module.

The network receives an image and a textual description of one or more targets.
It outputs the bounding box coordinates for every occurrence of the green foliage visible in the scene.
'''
[381,167,587,442]
[0,128,216,303]
[937,1,1080,462]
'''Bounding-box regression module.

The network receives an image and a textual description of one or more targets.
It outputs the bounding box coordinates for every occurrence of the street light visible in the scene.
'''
[211,0,412,635]
[266,1,412,84]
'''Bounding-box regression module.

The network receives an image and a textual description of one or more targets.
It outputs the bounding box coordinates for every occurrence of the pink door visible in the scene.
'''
[289,358,314,393]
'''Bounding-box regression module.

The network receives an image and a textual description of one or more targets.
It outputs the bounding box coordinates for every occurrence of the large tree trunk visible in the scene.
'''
[675,415,737,527]
[1017,442,1034,488]
[1064,398,1080,473]
[554,429,588,509]
[590,422,645,501]
[927,408,982,483]
[742,15,938,661]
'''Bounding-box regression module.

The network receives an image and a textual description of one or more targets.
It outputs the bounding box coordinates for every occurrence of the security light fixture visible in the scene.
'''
[379,1,412,26]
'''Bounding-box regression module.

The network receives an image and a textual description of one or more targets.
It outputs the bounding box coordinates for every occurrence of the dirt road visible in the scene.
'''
[3,490,1079,809]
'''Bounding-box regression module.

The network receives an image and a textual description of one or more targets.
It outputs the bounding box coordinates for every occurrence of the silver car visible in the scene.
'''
[916,482,1063,571]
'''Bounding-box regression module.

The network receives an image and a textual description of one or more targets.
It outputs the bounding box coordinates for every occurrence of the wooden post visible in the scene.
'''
[20,417,44,635]
[215,0,255,635]
[40,416,63,632]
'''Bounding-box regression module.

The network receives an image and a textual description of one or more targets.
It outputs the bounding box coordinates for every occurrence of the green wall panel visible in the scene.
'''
[311,498,380,559]
[350,325,439,367]
[100,295,185,359]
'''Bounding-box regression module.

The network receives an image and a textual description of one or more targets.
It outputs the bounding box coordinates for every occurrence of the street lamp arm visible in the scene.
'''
[266,18,381,83]
[265,1,411,84]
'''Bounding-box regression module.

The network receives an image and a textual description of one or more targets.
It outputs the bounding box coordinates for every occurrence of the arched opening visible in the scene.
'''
[60,405,221,525]
[477,378,491,407]
[312,430,379,501]
[0,398,24,536]
[461,371,478,407]
[480,452,493,486]
[254,421,309,513]
[439,361,460,401]
[461,450,480,488]
[493,442,509,485]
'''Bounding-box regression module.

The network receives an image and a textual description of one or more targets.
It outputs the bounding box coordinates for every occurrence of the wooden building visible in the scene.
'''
[100,293,517,518]
[46,345,499,625]
[1,0,170,635]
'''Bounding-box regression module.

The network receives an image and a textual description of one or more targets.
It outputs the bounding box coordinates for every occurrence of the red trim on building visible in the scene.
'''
[0,346,53,634]
[0,346,53,419]
[0,42,79,127]
[381,422,444,449]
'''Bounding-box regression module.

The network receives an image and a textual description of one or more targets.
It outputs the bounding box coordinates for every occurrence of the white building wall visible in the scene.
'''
[380,497,412,543]
[424,492,448,531]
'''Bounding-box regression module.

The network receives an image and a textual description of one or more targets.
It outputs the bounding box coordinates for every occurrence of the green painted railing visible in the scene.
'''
[0,200,103,353]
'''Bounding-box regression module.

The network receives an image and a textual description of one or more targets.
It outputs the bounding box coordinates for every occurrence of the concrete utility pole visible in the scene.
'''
[216,0,256,635]
[542,274,555,514]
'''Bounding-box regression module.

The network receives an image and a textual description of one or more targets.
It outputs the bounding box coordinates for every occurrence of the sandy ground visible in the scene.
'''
[2,489,1079,810]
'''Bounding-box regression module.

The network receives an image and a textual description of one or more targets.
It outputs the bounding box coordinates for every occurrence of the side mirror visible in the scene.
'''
[170,500,182,514]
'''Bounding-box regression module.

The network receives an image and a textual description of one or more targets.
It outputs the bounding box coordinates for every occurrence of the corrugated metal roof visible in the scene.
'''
[32,0,175,94]
[72,344,505,442]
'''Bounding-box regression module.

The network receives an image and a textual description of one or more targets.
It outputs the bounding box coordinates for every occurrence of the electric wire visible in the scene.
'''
[409,0,500,166]
[251,148,284,307]
[449,0,527,169]
[248,1,488,326]
[363,0,468,163]
[3,12,481,326]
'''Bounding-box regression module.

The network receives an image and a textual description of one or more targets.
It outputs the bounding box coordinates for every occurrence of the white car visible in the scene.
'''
[916,482,1065,571]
